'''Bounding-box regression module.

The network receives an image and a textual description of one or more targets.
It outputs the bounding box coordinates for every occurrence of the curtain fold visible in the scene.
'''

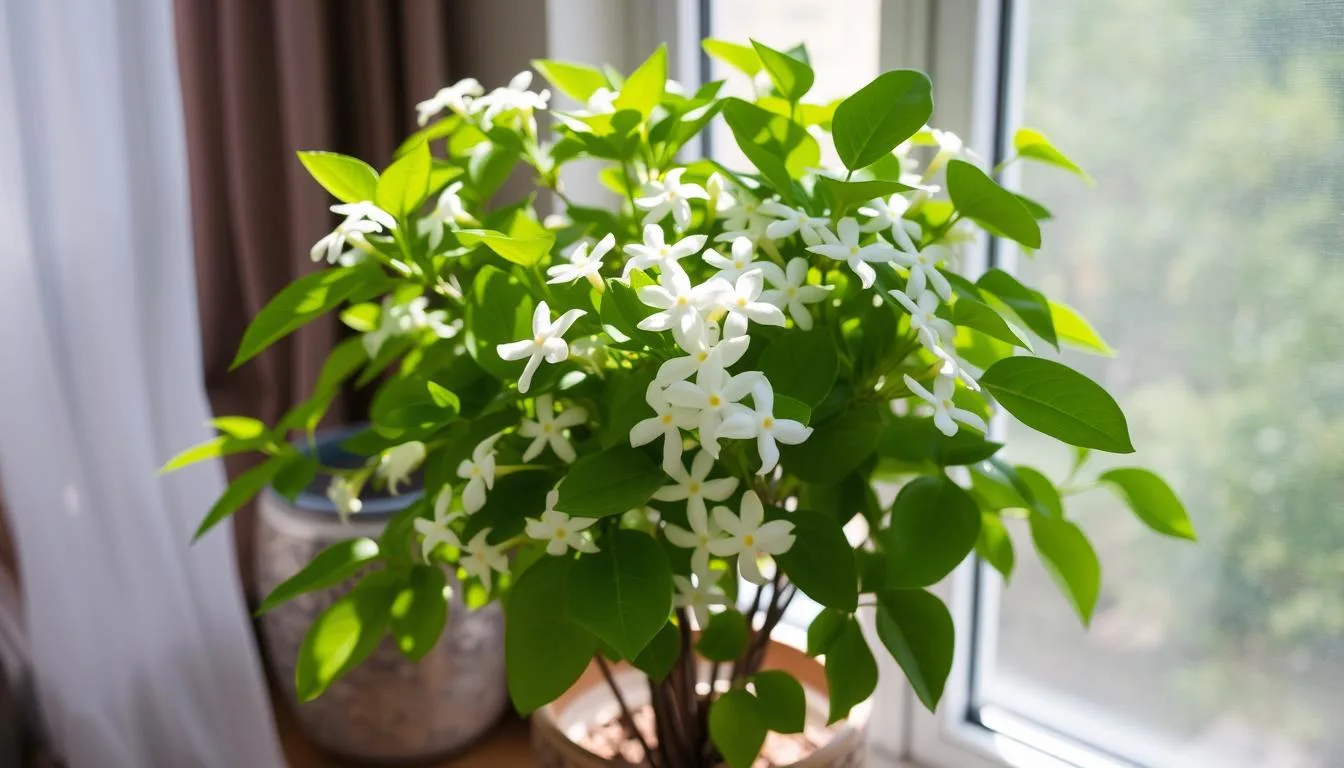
[174,0,456,596]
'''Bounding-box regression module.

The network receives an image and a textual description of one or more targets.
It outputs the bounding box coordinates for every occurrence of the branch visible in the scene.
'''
[596,656,657,767]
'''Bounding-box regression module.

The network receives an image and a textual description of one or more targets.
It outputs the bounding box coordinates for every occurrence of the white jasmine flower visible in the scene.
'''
[935,351,982,393]
[363,296,454,356]
[665,78,686,96]
[414,487,462,561]
[808,217,903,289]
[326,477,362,520]
[519,394,587,463]
[716,382,813,475]
[904,374,987,437]
[496,301,586,393]
[548,233,615,289]
[706,172,735,214]
[378,441,426,494]
[456,433,501,514]
[525,489,599,556]
[759,200,830,246]
[702,236,766,281]
[424,181,474,249]
[310,202,396,264]
[673,571,730,628]
[715,195,772,243]
[759,258,831,331]
[454,528,510,592]
[707,491,796,585]
[622,225,707,277]
[636,266,726,352]
[635,168,708,229]
[922,127,982,177]
[630,382,698,475]
[656,450,739,527]
[655,330,749,387]
[662,355,762,457]
[889,289,954,356]
[477,71,551,134]
[716,269,786,338]
[892,244,953,302]
[415,78,484,126]
[583,86,617,115]
[858,194,922,251]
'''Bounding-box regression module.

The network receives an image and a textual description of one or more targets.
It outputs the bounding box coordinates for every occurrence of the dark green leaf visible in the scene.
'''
[193,456,285,541]
[875,589,955,712]
[232,266,375,368]
[952,297,1032,349]
[558,446,666,517]
[696,610,750,662]
[297,151,379,203]
[506,556,599,714]
[389,565,449,661]
[1014,466,1062,517]
[823,617,877,723]
[272,454,319,501]
[568,529,673,659]
[879,416,1003,467]
[464,265,533,381]
[710,690,767,768]
[750,39,814,101]
[946,159,1041,249]
[376,138,431,218]
[1099,468,1195,540]
[774,510,857,611]
[752,670,806,733]
[758,330,839,407]
[295,574,396,701]
[780,405,883,484]
[832,70,933,171]
[806,608,849,656]
[980,357,1134,453]
[633,621,680,683]
[257,538,381,614]
[976,269,1057,347]
[975,513,1015,581]
[1030,515,1101,625]
[883,476,981,587]
[817,177,913,216]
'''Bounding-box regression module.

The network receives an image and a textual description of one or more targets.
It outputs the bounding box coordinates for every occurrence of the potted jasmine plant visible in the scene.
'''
[165,38,1195,768]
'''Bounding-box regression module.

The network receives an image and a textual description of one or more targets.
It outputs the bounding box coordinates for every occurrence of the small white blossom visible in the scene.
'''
[655,450,739,540]
[760,200,830,246]
[520,394,587,463]
[806,217,900,289]
[326,477,362,520]
[630,382,698,474]
[716,382,813,475]
[414,487,462,561]
[892,244,953,302]
[548,233,615,289]
[622,225,707,277]
[636,266,727,352]
[378,441,425,494]
[655,329,749,387]
[673,571,730,629]
[889,289,954,356]
[706,172,735,215]
[424,181,474,249]
[525,489,599,556]
[702,236,766,281]
[715,195,772,243]
[583,86,617,115]
[635,168,708,229]
[662,355,762,457]
[453,528,510,592]
[310,202,396,264]
[716,269,786,338]
[476,71,551,134]
[859,194,922,251]
[496,301,586,393]
[415,78,484,126]
[922,127,982,177]
[759,258,831,331]
[707,491,796,585]
[456,433,501,514]
[904,374,988,437]
[363,296,455,356]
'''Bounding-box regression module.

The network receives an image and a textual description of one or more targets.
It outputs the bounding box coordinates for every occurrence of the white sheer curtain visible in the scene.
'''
[0,1,285,766]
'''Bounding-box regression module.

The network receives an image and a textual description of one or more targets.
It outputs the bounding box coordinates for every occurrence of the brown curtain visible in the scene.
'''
[174,0,545,597]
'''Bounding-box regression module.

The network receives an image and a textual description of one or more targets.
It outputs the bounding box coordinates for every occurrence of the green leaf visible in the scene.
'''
[702,39,762,77]
[823,617,877,724]
[720,101,800,203]
[464,265,533,381]
[980,357,1134,453]
[976,269,1057,348]
[1030,515,1101,625]
[774,510,857,611]
[376,138,431,218]
[532,59,608,102]
[456,228,556,268]
[297,151,379,203]
[882,476,981,587]
[567,529,673,659]
[879,416,1003,467]
[160,434,264,473]
[426,381,460,411]
[875,589,955,712]
[339,302,380,332]
[758,330,839,407]
[832,70,933,171]
[1013,127,1091,182]
[231,265,374,369]
[817,177,913,216]
[773,395,812,426]
[193,456,285,541]
[1099,468,1196,540]
[557,446,666,517]
[506,556,599,714]
[975,513,1015,581]
[752,670,806,733]
[750,39,814,101]
[779,405,883,484]
[271,454,319,501]
[710,690,767,768]
[1050,300,1114,356]
[389,565,449,661]
[946,159,1042,249]
[257,538,381,614]
[1015,466,1063,517]
[1015,192,1053,220]
[806,608,849,656]
[211,416,267,440]
[952,297,1033,350]
[614,44,666,118]
[295,574,396,701]
[633,621,680,683]
[696,609,750,662]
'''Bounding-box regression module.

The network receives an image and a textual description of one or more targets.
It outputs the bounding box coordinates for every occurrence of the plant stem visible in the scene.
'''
[596,656,656,767]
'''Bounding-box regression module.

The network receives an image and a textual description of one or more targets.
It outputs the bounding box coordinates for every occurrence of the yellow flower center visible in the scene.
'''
[708,394,722,407]
[471,466,480,476]
[696,351,709,362]
[556,528,567,539]
[542,423,553,433]
[762,417,774,429]
[743,534,755,547]
[688,482,701,494]
[848,245,860,256]
[659,245,671,256]
[735,297,748,308]
[661,413,674,424]
[534,335,545,345]
[786,287,797,298]
[676,296,689,307]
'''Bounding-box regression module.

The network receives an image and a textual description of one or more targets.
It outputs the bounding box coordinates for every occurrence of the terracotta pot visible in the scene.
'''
[531,641,870,768]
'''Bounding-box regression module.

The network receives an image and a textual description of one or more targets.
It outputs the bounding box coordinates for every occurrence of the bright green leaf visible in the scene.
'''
[389,565,449,661]
[1015,466,1063,517]
[464,265,533,381]
[193,456,285,541]
[231,265,375,369]
[832,70,933,171]
[696,610,749,662]
[750,39,814,101]
[614,44,666,118]
[297,151,379,204]
[258,538,381,614]
[532,59,609,102]
[1014,127,1091,182]
[1050,300,1114,356]
[883,476,981,587]
[980,357,1134,453]
[710,690,767,768]
[506,556,599,714]
[946,159,1042,249]
[295,574,395,701]
[817,177,913,217]
[823,617,877,723]
[702,39,762,77]
[568,529,673,659]
[456,228,556,268]
[558,446,666,517]
[1099,468,1196,540]
[1030,514,1101,625]
[752,670,806,733]
[376,139,431,218]
[875,589,955,712]
[160,434,264,474]
[975,513,1015,581]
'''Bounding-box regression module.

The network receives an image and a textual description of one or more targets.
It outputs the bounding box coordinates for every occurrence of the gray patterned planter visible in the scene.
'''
[256,428,508,763]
